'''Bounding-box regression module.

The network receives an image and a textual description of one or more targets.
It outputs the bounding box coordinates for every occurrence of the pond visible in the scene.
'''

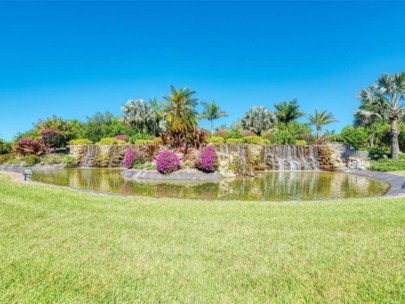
[32,169,390,201]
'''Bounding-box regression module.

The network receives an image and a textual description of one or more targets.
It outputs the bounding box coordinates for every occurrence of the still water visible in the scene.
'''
[32,169,389,201]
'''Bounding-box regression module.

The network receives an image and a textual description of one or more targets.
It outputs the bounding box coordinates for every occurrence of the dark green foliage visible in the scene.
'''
[23,155,40,167]
[340,126,369,150]
[0,140,12,155]
[271,130,296,144]
[369,157,405,171]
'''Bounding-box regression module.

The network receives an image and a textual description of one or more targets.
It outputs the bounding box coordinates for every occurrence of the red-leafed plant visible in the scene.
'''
[141,142,160,162]
[14,138,46,156]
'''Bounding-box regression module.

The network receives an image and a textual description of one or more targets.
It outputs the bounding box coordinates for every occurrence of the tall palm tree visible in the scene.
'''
[357,73,405,158]
[148,98,165,136]
[199,100,228,133]
[353,87,388,147]
[307,110,338,140]
[274,99,304,132]
[163,85,199,133]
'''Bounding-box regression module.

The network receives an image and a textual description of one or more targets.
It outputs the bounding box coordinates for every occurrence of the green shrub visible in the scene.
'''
[208,136,225,144]
[153,137,163,145]
[135,139,154,145]
[272,131,296,145]
[0,153,14,165]
[0,140,12,155]
[340,126,368,150]
[295,140,307,146]
[367,148,389,160]
[129,134,152,144]
[226,138,244,144]
[69,139,93,145]
[97,138,126,145]
[23,155,40,167]
[369,158,405,172]
[227,130,243,139]
[143,162,157,171]
[242,136,269,145]
[39,154,77,165]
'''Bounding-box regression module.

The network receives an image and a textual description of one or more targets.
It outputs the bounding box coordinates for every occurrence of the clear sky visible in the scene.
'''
[0,1,404,140]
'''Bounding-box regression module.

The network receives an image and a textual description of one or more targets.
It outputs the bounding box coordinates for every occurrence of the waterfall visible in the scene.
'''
[81,145,99,167]
[263,145,320,171]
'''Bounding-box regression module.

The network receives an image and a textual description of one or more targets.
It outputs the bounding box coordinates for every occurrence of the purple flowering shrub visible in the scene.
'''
[244,130,256,137]
[14,138,46,156]
[40,129,65,148]
[115,135,129,142]
[124,147,136,169]
[156,150,180,174]
[195,146,218,173]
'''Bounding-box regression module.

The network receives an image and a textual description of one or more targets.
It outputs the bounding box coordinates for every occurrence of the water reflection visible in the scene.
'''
[32,169,389,201]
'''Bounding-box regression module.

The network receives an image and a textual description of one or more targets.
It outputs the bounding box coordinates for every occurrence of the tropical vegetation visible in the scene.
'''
[2,73,405,169]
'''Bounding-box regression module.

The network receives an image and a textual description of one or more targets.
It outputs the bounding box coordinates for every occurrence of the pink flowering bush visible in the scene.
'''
[40,129,65,148]
[156,150,180,174]
[244,130,256,137]
[214,129,228,138]
[115,135,129,142]
[124,147,136,169]
[195,146,218,173]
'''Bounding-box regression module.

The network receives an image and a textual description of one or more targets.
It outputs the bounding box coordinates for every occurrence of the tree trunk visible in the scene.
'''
[210,119,213,134]
[391,118,399,159]
[317,127,321,140]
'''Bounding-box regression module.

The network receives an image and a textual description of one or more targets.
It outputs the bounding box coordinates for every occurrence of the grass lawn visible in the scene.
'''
[0,174,404,303]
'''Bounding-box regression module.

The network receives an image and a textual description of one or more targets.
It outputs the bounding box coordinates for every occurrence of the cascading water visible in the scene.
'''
[81,145,99,167]
[263,145,320,171]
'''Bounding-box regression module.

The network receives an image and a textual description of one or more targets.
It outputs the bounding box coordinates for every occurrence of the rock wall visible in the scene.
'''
[69,144,336,175]
[327,143,370,170]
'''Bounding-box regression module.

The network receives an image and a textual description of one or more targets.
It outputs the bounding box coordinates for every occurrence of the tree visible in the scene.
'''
[353,91,387,147]
[199,100,228,133]
[357,73,405,159]
[307,110,338,140]
[84,112,115,142]
[163,85,199,133]
[148,98,165,136]
[241,106,277,136]
[34,116,85,147]
[121,99,153,133]
[274,99,304,132]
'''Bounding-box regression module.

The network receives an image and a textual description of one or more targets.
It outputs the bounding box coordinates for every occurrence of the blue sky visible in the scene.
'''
[0,1,404,140]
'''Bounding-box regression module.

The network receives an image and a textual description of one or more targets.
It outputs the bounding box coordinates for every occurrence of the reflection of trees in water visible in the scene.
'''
[33,169,389,201]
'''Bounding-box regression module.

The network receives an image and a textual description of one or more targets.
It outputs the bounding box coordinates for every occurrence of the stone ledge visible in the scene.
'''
[122,169,223,181]
[342,169,405,197]
[0,164,78,173]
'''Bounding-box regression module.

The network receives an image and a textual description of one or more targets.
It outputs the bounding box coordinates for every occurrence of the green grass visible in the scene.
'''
[0,174,404,303]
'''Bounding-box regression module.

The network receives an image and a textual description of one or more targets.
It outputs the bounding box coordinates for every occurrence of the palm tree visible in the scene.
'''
[307,110,338,140]
[241,106,277,136]
[199,100,228,133]
[121,99,153,133]
[353,87,388,147]
[148,98,165,136]
[357,73,405,158]
[163,85,199,133]
[274,99,304,132]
